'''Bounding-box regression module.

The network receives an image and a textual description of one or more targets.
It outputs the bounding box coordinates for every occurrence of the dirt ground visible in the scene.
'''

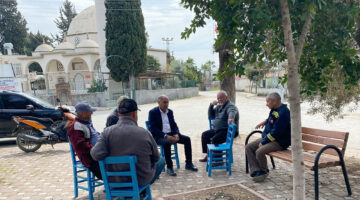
[164,184,263,200]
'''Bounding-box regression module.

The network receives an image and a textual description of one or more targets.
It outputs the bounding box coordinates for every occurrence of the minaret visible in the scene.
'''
[95,0,108,74]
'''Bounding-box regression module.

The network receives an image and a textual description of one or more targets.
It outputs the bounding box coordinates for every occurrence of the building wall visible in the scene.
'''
[135,87,199,105]
[147,50,167,71]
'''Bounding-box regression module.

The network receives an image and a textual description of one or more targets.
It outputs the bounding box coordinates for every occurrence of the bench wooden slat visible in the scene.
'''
[302,127,348,140]
[302,133,345,149]
[268,150,340,169]
[268,151,315,169]
[302,141,340,156]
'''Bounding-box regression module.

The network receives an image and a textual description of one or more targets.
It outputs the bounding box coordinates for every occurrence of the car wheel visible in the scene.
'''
[16,128,42,152]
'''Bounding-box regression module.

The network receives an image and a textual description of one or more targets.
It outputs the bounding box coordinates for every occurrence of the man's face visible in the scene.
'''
[266,97,276,109]
[78,111,93,121]
[158,97,169,112]
[217,93,228,105]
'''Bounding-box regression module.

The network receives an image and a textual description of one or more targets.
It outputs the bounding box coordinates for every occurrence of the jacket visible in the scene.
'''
[90,117,160,185]
[208,100,239,136]
[67,118,94,168]
[106,108,119,127]
[148,107,180,139]
[261,104,291,149]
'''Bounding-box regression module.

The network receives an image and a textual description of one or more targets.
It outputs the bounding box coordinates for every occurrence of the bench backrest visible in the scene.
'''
[301,127,349,156]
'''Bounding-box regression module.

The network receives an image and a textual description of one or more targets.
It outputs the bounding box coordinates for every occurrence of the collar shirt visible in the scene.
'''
[159,107,171,134]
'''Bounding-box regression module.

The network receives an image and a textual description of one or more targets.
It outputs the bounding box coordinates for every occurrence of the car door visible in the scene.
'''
[0,95,10,136]
[0,94,33,136]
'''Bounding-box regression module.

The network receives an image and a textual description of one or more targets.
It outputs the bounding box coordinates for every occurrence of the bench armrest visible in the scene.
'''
[245,130,262,145]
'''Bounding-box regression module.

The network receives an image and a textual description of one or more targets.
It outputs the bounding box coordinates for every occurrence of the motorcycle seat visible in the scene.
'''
[20,116,54,125]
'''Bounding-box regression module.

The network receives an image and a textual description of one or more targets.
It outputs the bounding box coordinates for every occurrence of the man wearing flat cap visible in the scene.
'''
[68,102,102,179]
[91,99,165,185]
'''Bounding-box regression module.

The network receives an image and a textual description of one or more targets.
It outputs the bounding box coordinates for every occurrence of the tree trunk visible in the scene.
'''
[218,41,236,103]
[279,0,305,199]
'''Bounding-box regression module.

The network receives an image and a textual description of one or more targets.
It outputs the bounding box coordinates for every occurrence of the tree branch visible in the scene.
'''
[295,13,312,66]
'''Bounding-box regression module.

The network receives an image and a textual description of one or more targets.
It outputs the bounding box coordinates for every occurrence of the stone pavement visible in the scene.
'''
[0,91,360,199]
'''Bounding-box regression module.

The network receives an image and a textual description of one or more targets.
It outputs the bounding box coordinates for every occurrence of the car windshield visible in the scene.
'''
[22,93,54,109]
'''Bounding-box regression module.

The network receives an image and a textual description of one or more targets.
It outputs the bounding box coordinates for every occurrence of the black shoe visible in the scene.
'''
[252,170,268,182]
[167,168,177,176]
[185,163,198,172]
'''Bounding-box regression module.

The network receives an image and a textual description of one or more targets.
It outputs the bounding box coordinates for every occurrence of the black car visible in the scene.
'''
[0,90,63,138]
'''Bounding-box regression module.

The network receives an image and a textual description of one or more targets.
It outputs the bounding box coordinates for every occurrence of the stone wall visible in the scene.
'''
[136,87,199,105]
[35,92,107,107]
[35,87,199,107]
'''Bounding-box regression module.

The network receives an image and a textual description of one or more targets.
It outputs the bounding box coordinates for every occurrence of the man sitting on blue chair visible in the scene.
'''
[148,95,198,176]
[199,90,239,162]
[245,92,291,182]
[68,102,102,179]
[90,99,165,185]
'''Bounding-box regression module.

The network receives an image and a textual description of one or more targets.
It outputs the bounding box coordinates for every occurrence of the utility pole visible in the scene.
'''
[162,37,173,51]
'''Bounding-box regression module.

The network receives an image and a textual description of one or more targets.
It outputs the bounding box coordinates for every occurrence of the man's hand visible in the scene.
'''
[255,120,266,129]
[228,118,234,125]
[173,134,180,143]
[258,142,263,148]
[211,100,218,106]
[165,135,178,143]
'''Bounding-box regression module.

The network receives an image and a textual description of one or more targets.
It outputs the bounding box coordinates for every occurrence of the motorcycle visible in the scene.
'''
[12,102,75,152]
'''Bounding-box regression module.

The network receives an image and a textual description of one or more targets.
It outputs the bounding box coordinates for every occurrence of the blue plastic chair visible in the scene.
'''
[68,140,103,200]
[99,156,152,200]
[145,121,180,169]
[208,116,233,163]
[206,123,237,177]
[208,116,215,130]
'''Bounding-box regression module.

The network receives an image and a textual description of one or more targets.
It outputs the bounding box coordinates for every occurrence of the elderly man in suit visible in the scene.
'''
[148,95,198,176]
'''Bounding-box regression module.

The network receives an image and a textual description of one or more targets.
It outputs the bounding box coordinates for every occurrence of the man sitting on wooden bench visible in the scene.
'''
[245,92,291,182]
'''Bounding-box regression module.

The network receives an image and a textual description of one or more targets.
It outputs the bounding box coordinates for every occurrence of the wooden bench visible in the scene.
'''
[245,127,352,200]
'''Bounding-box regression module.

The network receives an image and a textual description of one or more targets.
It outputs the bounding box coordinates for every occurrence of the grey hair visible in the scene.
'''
[218,90,228,97]
[267,92,281,101]
[157,95,169,102]
[116,95,129,105]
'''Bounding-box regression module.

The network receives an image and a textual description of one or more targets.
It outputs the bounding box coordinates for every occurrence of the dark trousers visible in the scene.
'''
[156,134,192,169]
[201,128,228,153]
[89,161,102,180]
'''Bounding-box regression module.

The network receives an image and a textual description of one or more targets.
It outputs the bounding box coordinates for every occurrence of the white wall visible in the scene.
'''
[147,50,167,71]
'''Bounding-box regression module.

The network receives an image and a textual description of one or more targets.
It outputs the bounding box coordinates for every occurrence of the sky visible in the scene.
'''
[17,0,219,68]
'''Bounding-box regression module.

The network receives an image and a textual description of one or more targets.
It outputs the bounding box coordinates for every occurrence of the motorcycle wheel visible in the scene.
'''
[16,128,42,153]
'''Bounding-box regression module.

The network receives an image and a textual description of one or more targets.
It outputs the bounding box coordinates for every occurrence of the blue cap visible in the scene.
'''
[75,102,96,113]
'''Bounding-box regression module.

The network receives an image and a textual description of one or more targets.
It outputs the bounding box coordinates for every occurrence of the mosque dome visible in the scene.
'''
[34,43,54,52]
[67,5,97,36]
[77,39,99,48]
[55,41,75,50]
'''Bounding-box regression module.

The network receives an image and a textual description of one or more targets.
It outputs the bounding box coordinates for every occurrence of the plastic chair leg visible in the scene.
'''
[87,169,94,200]
[208,150,213,177]
[174,144,180,169]
[73,167,79,197]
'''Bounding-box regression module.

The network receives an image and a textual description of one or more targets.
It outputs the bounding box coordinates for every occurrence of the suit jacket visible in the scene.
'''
[148,106,180,139]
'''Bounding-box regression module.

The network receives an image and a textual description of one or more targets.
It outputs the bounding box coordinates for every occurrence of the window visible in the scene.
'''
[72,62,83,70]
[1,94,33,109]
[57,62,64,71]
[58,77,65,83]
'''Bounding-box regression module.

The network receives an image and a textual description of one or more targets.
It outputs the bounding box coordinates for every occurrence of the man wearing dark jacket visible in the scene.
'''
[105,96,128,127]
[199,90,239,162]
[91,99,165,185]
[67,102,102,179]
[148,95,198,176]
[245,92,291,182]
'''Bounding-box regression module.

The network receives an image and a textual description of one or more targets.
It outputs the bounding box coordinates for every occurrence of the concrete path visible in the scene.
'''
[0,91,359,199]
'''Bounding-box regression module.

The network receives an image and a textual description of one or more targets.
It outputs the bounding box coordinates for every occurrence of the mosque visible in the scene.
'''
[0,5,170,98]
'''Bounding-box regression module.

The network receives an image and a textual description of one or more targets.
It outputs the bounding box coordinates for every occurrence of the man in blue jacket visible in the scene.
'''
[245,92,291,182]
[148,95,198,176]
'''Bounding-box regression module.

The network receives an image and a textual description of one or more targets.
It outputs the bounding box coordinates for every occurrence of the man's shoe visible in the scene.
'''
[199,155,207,162]
[250,171,259,178]
[252,170,268,182]
[185,163,198,172]
[167,168,177,176]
